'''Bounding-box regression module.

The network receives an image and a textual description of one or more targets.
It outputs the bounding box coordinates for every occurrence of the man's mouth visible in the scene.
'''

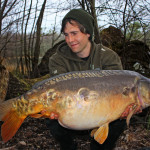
[70,43,78,48]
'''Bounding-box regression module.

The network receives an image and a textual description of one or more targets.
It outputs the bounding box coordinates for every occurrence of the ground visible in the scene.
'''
[0,73,150,150]
[0,117,150,150]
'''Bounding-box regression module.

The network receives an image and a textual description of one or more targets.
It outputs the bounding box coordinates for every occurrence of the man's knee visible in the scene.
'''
[46,119,77,150]
[46,119,69,137]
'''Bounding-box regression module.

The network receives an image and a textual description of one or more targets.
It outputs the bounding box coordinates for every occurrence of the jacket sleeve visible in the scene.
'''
[101,45,123,70]
[49,53,68,77]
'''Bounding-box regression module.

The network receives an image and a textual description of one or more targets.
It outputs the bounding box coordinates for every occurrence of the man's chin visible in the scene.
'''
[70,48,79,53]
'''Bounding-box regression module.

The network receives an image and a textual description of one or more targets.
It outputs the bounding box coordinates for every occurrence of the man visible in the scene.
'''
[47,9,126,150]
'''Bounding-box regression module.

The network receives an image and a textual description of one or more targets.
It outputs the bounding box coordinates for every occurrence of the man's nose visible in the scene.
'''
[68,35,74,42]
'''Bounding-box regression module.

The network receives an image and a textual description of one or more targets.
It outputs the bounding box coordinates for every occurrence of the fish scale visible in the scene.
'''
[0,70,150,144]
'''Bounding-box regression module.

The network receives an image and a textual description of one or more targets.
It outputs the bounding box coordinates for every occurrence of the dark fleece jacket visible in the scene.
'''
[49,41,122,77]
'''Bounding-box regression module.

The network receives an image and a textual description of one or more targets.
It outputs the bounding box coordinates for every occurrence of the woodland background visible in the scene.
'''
[0,0,150,149]
[0,0,150,78]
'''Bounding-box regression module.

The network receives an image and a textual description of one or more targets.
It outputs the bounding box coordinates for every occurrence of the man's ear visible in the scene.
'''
[87,33,90,38]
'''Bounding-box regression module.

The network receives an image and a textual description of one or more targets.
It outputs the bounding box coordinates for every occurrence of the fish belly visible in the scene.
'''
[58,101,112,130]
[58,96,133,130]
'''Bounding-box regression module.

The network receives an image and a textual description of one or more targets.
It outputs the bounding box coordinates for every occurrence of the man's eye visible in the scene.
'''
[64,33,68,37]
[72,32,77,36]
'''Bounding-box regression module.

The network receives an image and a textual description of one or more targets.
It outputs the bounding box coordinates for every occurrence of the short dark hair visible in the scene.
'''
[61,19,87,34]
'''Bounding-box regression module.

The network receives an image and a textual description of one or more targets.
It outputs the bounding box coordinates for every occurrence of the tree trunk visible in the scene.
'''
[32,0,47,78]
[24,0,32,78]
[89,0,101,44]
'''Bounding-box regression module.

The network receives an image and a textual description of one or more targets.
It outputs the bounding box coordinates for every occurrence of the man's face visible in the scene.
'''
[63,21,91,58]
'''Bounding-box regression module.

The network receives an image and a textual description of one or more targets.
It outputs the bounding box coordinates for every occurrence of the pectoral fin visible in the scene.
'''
[126,105,139,126]
[30,111,59,119]
[30,114,43,118]
[91,128,98,137]
[91,123,109,144]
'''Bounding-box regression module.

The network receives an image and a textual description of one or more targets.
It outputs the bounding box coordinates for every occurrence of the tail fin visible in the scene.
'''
[0,99,26,142]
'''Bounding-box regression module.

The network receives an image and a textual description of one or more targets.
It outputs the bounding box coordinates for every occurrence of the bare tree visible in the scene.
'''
[96,0,149,41]
[87,0,101,43]
[32,0,47,77]
[0,0,19,62]
[77,0,101,43]
[0,0,149,77]
[23,0,33,77]
[0,0,18,35]
[28,0,39,75]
